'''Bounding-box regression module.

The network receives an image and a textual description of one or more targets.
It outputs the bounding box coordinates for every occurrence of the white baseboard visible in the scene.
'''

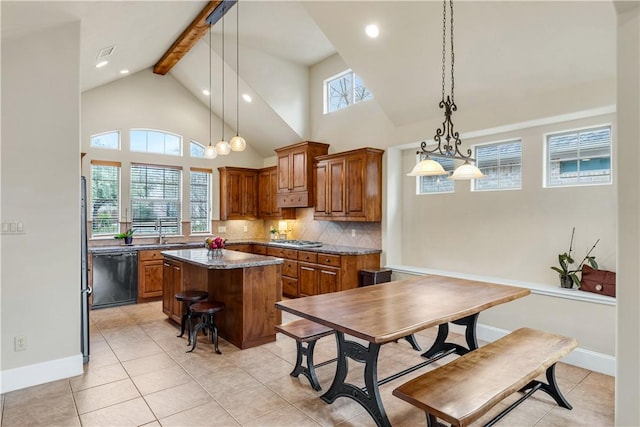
[1,354,83,394]
[450,323,615,377]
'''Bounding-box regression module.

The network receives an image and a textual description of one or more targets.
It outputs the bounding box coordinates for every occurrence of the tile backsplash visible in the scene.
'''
[264,208,382,249]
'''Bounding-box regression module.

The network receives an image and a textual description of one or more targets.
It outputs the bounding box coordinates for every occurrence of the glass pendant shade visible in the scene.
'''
[216,139,231,155]
[407,157,448,176]
[450,161,485,180]
[204,144,217,159]
[230,135,246,151]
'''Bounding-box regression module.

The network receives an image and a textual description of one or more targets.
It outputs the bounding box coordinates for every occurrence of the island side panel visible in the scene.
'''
[242,263,282,349]
[206,268,244,349]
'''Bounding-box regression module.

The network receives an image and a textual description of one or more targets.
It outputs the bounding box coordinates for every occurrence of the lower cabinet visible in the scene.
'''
[267,246,299,298]
[162,258,183,323]
[138,250,164,300]
[225,243,252,253]
[298,261,341,296]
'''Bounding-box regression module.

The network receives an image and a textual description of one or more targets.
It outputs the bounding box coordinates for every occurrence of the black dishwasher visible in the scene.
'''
[92,251,138,309]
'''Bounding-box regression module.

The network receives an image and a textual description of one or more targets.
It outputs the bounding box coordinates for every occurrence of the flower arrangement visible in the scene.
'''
[205,236,226,250]
[550,227,599,289]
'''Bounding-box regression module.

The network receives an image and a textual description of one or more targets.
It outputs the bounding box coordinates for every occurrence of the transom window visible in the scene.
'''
[473,140,522,191]
[90,131,120,150]
[190,140,206,158]
[130,129,181,156]
[417,155,454,194]
[545,125,612,187]
[90,161,120,235]
[324,69,373,114]
[130,164,182,235]
[190,168,211,234]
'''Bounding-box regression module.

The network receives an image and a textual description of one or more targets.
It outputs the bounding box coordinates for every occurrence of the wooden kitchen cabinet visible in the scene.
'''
[298,262,318,296]
[138,250,164,301]
[258,167,296,219]
[162,258,183,323]
[267,246,299,298]
[275,141,329,208]
[314,147,384,222]
[225,243,252,253]
[219,167,258,220]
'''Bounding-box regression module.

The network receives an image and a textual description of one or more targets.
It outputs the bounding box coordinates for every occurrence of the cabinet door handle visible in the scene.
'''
[325,258,331,263]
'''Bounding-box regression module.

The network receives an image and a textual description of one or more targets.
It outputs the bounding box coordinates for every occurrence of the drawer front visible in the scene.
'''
[267,247,298,260]
[318,253,341,267]
[282,259,298,278]
[138,250,162,261]
[277,192,309,208]
[298,251,318,263]
[251,244,268,255]
[282,277,299,297]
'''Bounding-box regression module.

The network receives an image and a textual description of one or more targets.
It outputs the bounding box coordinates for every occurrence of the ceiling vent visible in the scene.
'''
[97,45,116,59]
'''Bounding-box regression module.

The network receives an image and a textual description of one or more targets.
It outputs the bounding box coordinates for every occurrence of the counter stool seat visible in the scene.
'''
[175,291,209,344]
[187,301,225,354]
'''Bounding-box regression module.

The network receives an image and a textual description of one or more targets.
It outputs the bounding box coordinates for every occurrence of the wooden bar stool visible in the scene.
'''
[175,291,208,344]
[187,301,225,354]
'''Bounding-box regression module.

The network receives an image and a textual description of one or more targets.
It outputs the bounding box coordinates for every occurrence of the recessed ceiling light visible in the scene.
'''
[203,89,211,96]
[120,69,129,74]
[95,61,109,68]
[242,94,252,103]
[365,24,379,38]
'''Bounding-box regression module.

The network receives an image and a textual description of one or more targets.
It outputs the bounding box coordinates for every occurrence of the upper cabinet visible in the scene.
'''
[219,167,258,220]
[275,141,330,208]
[314,147,384,222]
[258,167,296,220]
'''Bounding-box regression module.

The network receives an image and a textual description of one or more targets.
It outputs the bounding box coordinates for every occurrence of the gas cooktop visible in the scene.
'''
[270,240,324,248]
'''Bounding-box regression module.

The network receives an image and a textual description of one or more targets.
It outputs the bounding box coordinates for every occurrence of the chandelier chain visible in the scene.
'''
[236,0,240,136]
[441,0,446,102]
[450,0,455,103]
[209,26,212,145]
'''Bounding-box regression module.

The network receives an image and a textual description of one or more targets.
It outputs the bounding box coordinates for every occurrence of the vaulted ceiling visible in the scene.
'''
[2,1,616,157]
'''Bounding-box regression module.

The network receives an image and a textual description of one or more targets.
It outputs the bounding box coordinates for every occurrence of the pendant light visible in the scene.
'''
[229,1,246,152]
[407,0,484,180]
[204,26,217,159]
[215,12,231,156]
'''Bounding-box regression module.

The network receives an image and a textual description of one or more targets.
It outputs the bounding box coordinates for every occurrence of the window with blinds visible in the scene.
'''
[417,155,455,194]
[91,161,120,235]
[130,164,181,235]
[473,140,522,191]
[546,125,612,187]
[190,168,211,233]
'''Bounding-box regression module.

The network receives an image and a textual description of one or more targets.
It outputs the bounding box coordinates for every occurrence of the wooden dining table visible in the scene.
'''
[276,274,531,427]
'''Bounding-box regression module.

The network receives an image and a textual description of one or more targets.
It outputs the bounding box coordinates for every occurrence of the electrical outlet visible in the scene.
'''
[243,225,248,232]
[351,229,356,237]
[14,335,26,351]
[218,226,226,233]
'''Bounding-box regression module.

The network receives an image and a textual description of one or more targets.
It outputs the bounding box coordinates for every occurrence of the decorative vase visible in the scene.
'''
[560,275,573,289]
[208,248,223,258]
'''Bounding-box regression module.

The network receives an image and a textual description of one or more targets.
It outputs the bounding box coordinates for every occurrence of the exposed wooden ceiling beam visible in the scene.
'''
[153,1,222,75]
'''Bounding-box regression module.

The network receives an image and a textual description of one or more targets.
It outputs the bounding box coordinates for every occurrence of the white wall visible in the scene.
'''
[81,69,265,224]
[1,22,83,391]
[309,44,618,369]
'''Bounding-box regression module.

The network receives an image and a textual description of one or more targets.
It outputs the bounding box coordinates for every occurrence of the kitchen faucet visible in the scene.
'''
[155,218,164,244]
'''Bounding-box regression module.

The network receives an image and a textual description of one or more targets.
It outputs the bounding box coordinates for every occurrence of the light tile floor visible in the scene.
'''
[1,301,614,426]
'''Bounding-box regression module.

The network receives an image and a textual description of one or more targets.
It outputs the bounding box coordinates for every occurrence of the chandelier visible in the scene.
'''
[407,0,484,180]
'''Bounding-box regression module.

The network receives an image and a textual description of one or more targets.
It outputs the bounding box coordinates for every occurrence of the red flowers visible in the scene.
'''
[205,236,225,249]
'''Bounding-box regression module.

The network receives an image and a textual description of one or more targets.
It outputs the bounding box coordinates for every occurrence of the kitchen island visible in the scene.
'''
[161,248,283,349]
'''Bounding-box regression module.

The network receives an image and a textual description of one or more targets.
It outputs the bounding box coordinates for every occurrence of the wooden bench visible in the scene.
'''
[275,319,335,391]
[392,327,578,427]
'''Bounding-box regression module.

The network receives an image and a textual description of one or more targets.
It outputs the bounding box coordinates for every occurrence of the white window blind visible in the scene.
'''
[130,164,181,235]
[546,126,612,187]
[190,168,211,233]
[90,161,120,235]
[417,155,454,194]
[474,140,522,191]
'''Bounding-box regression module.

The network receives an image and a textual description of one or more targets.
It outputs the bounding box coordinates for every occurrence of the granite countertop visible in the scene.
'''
[162,248,283,269]
[88,242,204,254]
[227,239,382,255]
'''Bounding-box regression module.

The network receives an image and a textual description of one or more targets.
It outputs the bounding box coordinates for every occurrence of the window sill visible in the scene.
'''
[385,264,616,306]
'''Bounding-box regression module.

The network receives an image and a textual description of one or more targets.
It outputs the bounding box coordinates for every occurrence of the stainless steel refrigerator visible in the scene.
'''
[81,176,91,363]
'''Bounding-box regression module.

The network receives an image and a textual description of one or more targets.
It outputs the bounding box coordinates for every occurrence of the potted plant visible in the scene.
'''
[270,226,278,240]
[114,228,135,245]
[551,227,599,289]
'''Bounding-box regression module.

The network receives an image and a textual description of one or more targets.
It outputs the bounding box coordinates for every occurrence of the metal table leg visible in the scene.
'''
[421,313,479,360]
[321,332,391,427]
